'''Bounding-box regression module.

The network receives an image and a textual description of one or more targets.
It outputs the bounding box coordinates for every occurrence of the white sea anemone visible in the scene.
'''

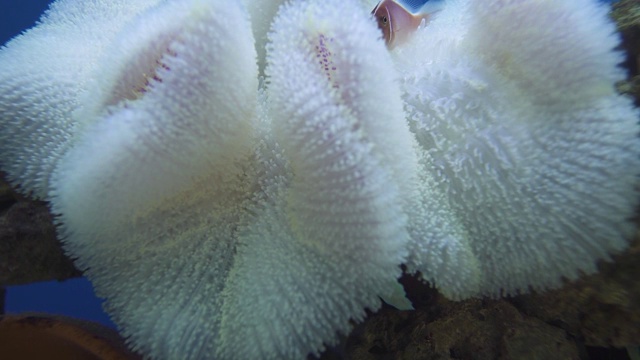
[396,0,640,298]
[0,0,637,358]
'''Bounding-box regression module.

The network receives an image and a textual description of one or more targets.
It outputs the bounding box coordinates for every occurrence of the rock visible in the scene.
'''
[512,234,640,349]
[332,288,581,360]
[324,231,640,360]
[0,313,139,359]
[612,0,640,105]
[0,174,80,286]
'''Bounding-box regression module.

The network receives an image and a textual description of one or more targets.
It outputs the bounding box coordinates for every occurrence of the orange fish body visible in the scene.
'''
[372,0,442,48]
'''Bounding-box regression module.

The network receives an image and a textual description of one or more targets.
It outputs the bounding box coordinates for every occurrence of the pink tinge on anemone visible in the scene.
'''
[315,34,339,89]
[104,44,177,107]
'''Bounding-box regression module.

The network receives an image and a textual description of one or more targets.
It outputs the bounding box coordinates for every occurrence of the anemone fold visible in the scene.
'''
[51,0,259,358]
[395,0,640,299]
[0,0,162,198]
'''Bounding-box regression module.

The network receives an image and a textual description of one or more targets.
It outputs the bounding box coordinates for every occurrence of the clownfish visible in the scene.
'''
[371,0,444,49]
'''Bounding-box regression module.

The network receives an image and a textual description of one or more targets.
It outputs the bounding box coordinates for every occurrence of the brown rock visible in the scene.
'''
[512,234,640,348]
[332,293,581,360]
[612,0,640,105]
[0,174,80,286]
[0,313,139,359]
